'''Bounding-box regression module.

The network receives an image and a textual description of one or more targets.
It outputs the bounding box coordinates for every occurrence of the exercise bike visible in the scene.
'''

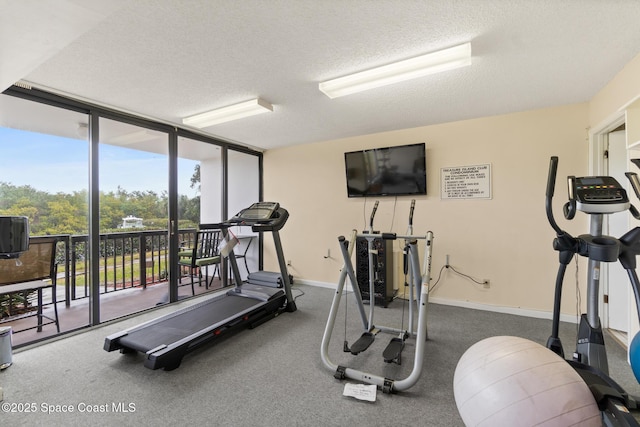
[320,200,433,393]
[546,156,640,425]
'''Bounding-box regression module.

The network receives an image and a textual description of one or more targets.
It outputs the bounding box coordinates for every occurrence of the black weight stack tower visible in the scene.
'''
[355,235,395,307]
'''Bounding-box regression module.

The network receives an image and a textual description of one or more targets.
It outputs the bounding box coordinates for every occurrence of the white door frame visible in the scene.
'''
[589,112,626,333]
[606,130,630,334]
[589,113,626,176]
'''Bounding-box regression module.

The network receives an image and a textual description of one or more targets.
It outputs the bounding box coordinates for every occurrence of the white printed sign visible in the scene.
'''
[343,383,377,402]
[441,164,492,200]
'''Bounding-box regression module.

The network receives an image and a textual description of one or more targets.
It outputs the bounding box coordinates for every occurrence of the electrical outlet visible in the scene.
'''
[287,260,292,266]
[445,254,450,268]
[483,279,490,288]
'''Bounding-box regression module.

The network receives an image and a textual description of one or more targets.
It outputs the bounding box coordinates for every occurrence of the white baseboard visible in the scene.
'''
[298,279,579,324]
[429,296,579,324]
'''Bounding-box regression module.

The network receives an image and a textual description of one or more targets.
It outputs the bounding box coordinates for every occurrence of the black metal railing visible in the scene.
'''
[53,229,196,306]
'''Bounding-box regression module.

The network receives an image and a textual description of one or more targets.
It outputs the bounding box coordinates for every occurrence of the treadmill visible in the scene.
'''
[104,202,297,370]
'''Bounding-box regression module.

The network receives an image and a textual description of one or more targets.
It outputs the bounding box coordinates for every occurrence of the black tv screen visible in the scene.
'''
[344,143,426,198]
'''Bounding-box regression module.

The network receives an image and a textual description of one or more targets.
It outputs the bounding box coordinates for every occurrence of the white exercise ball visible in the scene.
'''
[453,336,600,427]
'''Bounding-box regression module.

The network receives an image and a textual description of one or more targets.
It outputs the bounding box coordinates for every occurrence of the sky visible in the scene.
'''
[0,127,199,197]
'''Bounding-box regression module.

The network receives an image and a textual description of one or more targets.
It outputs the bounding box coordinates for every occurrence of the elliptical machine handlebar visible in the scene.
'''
[407,199,416,236]
[546,156,567,235]
[369,200,379,233]
[546,156,581,356]
[563,176,577,220]
[626,172,640,220]
[546,157,580,259]
[627,172,640,201]
[546,156,558,198]
[408,199,415,226]
[546,157,578,227]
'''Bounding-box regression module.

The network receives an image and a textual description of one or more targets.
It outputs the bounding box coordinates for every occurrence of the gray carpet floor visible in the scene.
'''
[1,284,638,426]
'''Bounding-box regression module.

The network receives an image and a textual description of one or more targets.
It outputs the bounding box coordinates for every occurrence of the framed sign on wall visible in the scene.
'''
[440,164,492,200]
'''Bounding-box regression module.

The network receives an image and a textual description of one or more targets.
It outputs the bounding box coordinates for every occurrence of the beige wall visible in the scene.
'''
[263,103,590,316]
[590,52,640,129]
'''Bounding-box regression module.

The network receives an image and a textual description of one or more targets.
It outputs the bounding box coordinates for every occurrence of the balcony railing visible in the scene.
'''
[55,229,197,306]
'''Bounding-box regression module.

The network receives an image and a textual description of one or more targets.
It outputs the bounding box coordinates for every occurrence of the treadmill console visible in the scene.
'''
[571,176,630,214]
[228,202,288,231]
[232,202,280,222]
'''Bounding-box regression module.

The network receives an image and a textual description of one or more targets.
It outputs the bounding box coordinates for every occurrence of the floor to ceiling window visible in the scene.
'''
[177,135,223,294]
[0,87,263,347]
[0,93,90,346]
[228,149,261,280]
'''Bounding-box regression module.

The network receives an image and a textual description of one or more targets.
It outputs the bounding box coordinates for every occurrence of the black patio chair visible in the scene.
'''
[178,228,222,295]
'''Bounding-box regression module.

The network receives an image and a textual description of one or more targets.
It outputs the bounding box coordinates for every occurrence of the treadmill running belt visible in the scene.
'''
[118,295,264,352]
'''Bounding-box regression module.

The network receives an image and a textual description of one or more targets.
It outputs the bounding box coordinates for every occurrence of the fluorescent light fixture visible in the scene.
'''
[182,98,273,128]
[319,42,472,99]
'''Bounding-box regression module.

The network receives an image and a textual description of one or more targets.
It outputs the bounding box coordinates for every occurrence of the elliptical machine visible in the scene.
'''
[320,200,433,393]
[546,156,640,425]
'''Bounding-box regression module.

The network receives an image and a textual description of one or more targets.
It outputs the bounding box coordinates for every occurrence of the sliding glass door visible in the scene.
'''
[98,118,169,321]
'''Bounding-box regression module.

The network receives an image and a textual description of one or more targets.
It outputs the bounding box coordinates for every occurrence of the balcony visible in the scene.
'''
[1,229,233,348]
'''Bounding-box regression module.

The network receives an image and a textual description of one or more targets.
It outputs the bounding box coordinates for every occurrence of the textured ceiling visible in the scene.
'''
[6,0,640,150]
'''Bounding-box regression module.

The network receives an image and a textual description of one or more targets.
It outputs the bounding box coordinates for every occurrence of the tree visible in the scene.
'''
[99,192,125,230]
[39,199,86,234]
[190,164,200,192]
[179,194,200,227]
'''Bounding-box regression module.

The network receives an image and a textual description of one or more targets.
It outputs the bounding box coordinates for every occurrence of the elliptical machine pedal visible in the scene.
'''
[383,336,405,364]
[348,331,376,355]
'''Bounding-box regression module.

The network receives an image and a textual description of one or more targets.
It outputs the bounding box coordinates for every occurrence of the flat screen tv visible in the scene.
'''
[344,143,426,198]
